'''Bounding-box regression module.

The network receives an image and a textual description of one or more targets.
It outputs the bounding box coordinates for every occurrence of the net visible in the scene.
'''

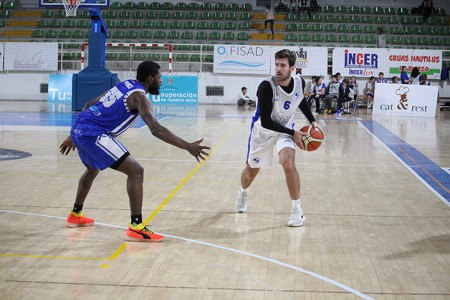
[62,0,81,17]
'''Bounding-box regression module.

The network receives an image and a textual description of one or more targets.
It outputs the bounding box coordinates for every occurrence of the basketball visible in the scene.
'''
[300,125,324,151]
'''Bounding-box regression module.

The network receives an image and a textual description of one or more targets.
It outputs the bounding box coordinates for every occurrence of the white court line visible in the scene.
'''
[0,209,373,300]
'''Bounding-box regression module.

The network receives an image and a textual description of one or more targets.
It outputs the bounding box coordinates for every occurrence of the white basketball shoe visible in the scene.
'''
[235,189,248,213]
[288,208,305,227]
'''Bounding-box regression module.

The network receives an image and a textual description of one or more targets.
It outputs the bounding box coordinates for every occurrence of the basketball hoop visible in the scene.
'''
[62,0,81,17]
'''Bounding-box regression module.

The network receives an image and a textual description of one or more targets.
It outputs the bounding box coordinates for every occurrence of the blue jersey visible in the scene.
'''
[74,80,146,137]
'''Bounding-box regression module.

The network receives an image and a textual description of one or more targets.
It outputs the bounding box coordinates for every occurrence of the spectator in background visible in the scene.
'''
[336,79,356,115]
[376,27,386,48]
[335,72,343,84]
[400,66,411,84]
[391,76,399,84]
[307,76,317,111]
[377,72,388,84]
[275,0,288,13]
[410,67,421,85]
[288,0,297,14]
[419,74,431,85]
[237,87,255,107]
[349,76,359,97]
[422,0,434,20]
[323,75,343,114]
[309,0,319,13]
[365,76,376,109]
[264,3,275,39]
[314,77,326,113]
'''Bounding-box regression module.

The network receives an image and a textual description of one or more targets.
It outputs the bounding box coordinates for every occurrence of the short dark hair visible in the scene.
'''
[241,87,247,91]
[136,61,160,83]
[343,79,349,84]
[275,49,296,67]
[379,72,384,76]
[370,76,375,80]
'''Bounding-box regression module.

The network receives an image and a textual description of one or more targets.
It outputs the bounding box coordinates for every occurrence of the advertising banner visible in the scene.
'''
[386,49,442,79]
[150,76,198,105]
[4,42,58,71]
[332,47,389,78]
[47,74,72,113]
[213,45,271,75]
[373,83,438,117]
[270,46,328,76]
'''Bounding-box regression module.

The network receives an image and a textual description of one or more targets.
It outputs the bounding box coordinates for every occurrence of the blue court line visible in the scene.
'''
[359,120,450,205]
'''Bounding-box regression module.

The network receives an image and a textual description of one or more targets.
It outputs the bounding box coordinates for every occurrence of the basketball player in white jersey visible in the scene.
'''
[235,49,320,227]
[59,61,209,242]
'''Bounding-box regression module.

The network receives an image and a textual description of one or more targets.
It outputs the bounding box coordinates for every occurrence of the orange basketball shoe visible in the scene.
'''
[66,211,95,228]
[126,223,164,242]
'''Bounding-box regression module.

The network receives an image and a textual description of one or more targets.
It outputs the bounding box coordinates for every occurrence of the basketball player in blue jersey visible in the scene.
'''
[235,49,320,227]
[59,61,210,242]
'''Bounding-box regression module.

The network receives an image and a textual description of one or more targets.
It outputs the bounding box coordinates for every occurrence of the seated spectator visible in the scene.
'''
[376,72,388,84]
[365,76,376,109]
[391,76,399,84]
[237,87,255,107]
[307,76,317,109]
[349,76,359,98]
[336,79,356,115]
[335,72,343,84]
[314,77,326,113]
[309,0,319,13]
[323,75,343,114]
[419,74,431,85]
[400,66,412,84]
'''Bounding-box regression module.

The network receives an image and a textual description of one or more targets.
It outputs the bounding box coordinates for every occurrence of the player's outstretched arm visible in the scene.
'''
[134,93,210,162]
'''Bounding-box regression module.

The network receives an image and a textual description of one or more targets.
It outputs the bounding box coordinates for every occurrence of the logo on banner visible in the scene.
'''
[396,86,409,110]
[294,47,308,68]
[216,45,265,68]
[344,49,378,76]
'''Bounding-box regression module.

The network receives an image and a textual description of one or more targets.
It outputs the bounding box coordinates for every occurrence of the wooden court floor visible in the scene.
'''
[0,103,449,299]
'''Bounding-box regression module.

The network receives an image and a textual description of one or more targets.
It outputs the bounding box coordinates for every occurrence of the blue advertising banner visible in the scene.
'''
[47,74,72,113]
[150,76,198,105]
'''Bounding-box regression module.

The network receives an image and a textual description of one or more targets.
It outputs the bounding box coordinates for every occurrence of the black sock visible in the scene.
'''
[131,214,142,226]
[72,204,83,214]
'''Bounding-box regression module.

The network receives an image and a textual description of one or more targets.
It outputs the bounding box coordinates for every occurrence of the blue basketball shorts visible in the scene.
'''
[71,124,129,171]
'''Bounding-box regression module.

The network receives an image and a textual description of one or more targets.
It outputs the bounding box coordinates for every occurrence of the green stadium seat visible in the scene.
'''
[374,16,386,24]
[286,23,297,31]
[435,8,446,16]
[116,20,127,28]
[162,2,174,10]
[58,30,71,39]
[181,21,193,30]
[400,16,412,25]
[129,20,141,28]
[103,11,116,18]
[414,27,425,35]
[153,31,166,40]
[224,22,236,31]
[133,53,146,61]
[425,17,438,25]
[389,27,402,34]
[38,19,50,27]
[63,52,76,61]
[215,3,225,10]
[239,22,251,30]
[126,30,137,40]
[298,14,309,22]
[212,12,224,20]
[338,35,350,44]
[324,14,335,23]
[222,32,235,41]
[32,30,44,38]
[351,35,363,44]
[389,35,402,45]
[187,2,199,10]
[403,27,414,35]
[50,20,61,28]
[417,37,429,46]
[385,7,396,15]
[242,3,252,11]
[148,2,160,10]
[109,2,121,9]
[348,15,360,23]
[398,7,409,15]
[201,2,213,10]
[228,3,239,11]
[175,54,189,62]
[174,2,185,10]
[3,1,16,9]
[348,6,359,14]
[444,37,450,46]
[440,27,450,36]
[172,11,183,20]
[337,24,348,32]
[197,22,208,30]
[210,22,221,30]
[325,34,337,44]
[42,11,53,18]
[236,32,248,41]
[226,12,238,20]
[118,11,130,19]
[403,36,416,45]
[436,16,448,26]
[146,11,156,19]
[360,6,371,14]
[323,5,335,13]
[54,11,65,18]
[133,11,144,19]
[199,12,211,20]
[204,55,213,63]
[285,13,297,22]
[155,21,167,29]
[106,53,118,61]
[361,15,372,23]
[364,25,376,34]
[149,53,160,61]
[195,31,207,40]
[240,12,251,20]
[311,14,322,22]
[385,16,398,24]
[209,32,221,40]
[336,15,347,23]
[364,35,376,44]
[44,30,57,39]
[72,30,84,39]
[336,6,348,14]
[298,33,310,42]
[181,31,193,40]
[285,33,297,42]
[170,21,182,29]
[123,2,135,9]
[185,11,197,19]
[167,31,179,40]
[311,24,322,32]
[112,30,125,39]
[140,31,152,39]
[350,24,361,33]
[63,19,75,28]
[298,23,309,31]
[118,53,130,61]
[190,54,201,62]
[0,20,6,28]
[324,24,336,32]
[312,34,323,43]
[373,7,384,14]
[159,11,170,19]
[136,2,147,10]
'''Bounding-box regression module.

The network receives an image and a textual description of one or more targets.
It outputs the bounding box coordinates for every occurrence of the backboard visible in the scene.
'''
[39,0,110,9]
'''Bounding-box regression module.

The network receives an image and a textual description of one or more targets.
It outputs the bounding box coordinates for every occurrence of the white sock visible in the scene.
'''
[292,199,301,210]
[240,187,249,194]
